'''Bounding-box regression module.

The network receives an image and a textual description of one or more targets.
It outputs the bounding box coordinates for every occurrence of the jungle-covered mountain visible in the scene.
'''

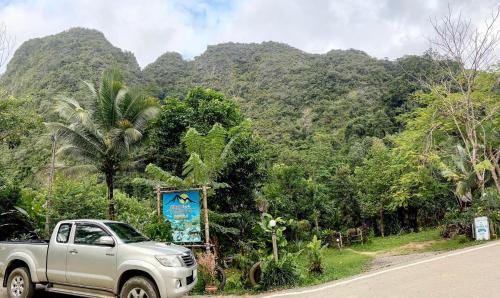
[1,28,142,112]
[1,28,424,150]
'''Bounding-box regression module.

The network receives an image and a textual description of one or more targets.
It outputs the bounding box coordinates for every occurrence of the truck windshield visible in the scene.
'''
[105,223,149,243]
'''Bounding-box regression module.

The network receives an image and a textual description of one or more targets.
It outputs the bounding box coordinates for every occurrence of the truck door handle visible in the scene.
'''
[69,249,78,254]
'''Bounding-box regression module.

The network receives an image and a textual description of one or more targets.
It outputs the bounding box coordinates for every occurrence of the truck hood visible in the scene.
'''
[126,241,191,255]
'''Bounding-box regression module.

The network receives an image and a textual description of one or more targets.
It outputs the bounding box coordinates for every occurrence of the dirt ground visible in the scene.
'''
[367,240,442,270]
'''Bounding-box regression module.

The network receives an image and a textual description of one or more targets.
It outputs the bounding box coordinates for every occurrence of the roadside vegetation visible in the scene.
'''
[219,227,483,295]
[0,7,498,297]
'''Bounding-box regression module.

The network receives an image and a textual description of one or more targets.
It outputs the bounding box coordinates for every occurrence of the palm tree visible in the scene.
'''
[442,145,477,210]
[47,68,160,219]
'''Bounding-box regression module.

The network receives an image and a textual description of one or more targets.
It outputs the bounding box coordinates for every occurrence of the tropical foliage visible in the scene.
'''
[46,68,159,219]
[0,14,499,293]
[306,235,328,273]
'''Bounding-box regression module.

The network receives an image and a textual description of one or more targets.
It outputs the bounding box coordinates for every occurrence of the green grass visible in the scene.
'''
[219,249,372,295]
[298,248,372,286]
[197,229,489,295]
[353,229,442,252]
[425,236,484,252]
[351,228,485,255]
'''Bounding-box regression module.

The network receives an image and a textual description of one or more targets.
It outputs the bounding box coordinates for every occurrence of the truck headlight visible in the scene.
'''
[155,255,183,267]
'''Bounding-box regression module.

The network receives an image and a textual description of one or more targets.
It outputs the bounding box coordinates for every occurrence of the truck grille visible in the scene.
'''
[181,253,195,267]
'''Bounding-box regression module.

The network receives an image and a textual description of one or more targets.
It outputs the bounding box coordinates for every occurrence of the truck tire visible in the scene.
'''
[216,265,226,290]
[120,276,159,298]
[249,261,261,287]
[6,267,35,298]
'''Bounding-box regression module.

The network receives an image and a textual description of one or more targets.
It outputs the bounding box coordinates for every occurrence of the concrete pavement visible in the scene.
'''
[261,241,500,298]
[1,241,499,297]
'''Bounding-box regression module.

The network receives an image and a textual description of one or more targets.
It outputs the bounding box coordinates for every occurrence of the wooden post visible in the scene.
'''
[272,229,278,261]
[202,185,210,252]
[156,187,162,222]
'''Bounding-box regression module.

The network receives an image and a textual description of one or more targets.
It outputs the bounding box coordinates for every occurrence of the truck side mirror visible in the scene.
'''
[97,236,115,247]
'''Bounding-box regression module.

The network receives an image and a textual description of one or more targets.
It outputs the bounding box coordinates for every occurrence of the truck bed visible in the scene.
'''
[0,241,49,283]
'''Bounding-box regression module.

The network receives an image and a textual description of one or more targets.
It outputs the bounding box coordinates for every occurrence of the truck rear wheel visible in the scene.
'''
[6,267,35,298]
[120,276,159,298]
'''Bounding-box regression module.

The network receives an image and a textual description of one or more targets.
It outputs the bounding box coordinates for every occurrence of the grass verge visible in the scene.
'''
[298,248,372,286]
[197,228,489,296]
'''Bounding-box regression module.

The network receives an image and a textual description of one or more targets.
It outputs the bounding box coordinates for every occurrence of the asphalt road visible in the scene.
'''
[261,241,500,298]
[2,241,499,298]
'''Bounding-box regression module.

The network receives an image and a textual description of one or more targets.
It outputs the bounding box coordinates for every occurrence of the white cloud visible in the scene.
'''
[217,0,499,59]
[0,0,498,69]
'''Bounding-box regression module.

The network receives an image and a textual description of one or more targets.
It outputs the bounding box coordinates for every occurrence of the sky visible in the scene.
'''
[0,0,498,68]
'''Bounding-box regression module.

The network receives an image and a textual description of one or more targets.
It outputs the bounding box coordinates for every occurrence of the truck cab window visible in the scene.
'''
[56,223,72,243]
[74,224,109,245]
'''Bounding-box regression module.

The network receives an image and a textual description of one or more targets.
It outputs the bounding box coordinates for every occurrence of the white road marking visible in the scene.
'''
[263,241,500,298]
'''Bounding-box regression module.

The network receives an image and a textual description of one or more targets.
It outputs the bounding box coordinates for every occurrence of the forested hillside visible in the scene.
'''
[1,26,498,250]
[144,42,411,149]
[1,28,142,111]
[3,29,418,149]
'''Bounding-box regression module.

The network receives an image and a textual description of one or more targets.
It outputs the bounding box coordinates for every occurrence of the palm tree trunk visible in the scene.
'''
[45,134,56,237]
[106,172,115,220]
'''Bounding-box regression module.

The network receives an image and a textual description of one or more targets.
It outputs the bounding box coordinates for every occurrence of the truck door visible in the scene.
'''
[66,223,117,290]
[47,223,72,283]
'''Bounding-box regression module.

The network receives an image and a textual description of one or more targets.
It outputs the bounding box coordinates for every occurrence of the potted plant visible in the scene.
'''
[197,252,218,294]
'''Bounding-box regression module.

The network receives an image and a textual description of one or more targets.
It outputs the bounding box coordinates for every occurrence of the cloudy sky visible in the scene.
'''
[0,0,498,68]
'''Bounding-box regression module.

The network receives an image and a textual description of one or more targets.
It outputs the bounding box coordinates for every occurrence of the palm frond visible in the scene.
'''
[182,153,209,186]
[58,164,98,177]
[52,96,91,125]
[183,127,204,155]
[46,122,105,158]
[97,68,124,130]
[145,163,186,187]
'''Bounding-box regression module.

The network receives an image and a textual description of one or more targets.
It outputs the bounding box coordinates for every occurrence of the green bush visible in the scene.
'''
[453,234,469,244]
[442,208,474,238]
[19,175,170,240]
[223,268,244,291]
[0,179,21,212]
[143,214,173,242]
[260,254,301,290]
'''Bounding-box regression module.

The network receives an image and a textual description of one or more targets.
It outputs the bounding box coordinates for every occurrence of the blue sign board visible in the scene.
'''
[162,190,201,243]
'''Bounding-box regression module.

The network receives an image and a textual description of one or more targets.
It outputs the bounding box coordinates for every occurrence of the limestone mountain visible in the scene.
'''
[1,28,142,111]
[144,42,412,147]
[2,28,425,148]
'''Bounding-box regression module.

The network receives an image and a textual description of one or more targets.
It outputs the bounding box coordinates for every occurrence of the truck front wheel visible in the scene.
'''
[120,276,159,298]
[6,267,35,298]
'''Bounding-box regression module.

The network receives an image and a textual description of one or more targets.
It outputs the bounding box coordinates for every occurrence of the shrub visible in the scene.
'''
[260,254,300,290]
[453,234,469,244]
[0,179,21,212]
[49,175,108,224]
[143,215,173,242]
[224,268,244,291]
[197,252,218,286]
[231,251,256,284]
[442,208,474,239]
[306,235,328,274]
[287,219,311,241]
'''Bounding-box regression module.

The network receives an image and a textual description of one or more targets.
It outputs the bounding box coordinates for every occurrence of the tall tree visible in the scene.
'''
[47,68,159,219]
[426,7,500,193]
[0,23,13,69]
[355,139,398,237]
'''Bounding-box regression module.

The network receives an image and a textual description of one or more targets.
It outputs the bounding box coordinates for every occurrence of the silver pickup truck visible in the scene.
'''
[0,219,197,298]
